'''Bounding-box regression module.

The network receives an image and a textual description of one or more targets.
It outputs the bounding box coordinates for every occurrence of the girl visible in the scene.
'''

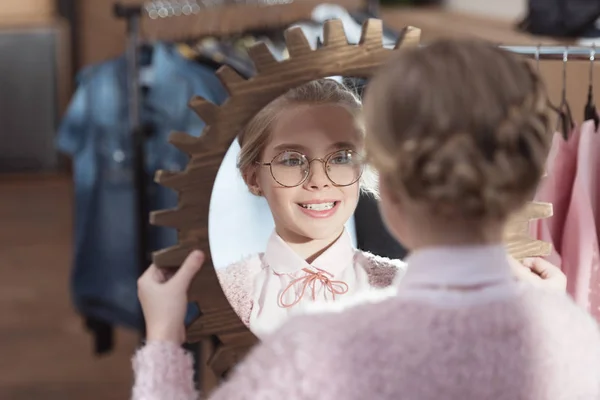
[134,49,575,400]
[216,79,406,336]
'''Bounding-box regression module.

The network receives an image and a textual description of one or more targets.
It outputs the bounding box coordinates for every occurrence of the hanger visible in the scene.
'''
[535,45,563,124]
[584,45,600,129]
[556,47,575,140]
[191,37,257,78]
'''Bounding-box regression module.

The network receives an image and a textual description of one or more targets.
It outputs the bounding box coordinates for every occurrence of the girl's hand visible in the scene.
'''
[137,250,204,345]
[509,256,567,293]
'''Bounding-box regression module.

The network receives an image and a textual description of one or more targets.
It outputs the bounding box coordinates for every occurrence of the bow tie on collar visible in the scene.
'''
[278,267,349,308]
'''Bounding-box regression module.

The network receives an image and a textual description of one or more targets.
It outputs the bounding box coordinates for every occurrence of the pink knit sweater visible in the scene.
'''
[132,246,600,400]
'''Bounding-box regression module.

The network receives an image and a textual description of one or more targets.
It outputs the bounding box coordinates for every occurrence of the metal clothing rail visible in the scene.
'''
[113,2,147,298]
[143,0,295,19]
[500,45,598,61]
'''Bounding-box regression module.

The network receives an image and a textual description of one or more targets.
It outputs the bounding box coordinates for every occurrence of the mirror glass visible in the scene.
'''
[208,78,408,338]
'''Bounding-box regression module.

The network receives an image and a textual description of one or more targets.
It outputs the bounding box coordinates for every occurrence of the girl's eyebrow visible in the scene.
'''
[272,141,357,153]
[272,143,308,152]
[329,141,357,151]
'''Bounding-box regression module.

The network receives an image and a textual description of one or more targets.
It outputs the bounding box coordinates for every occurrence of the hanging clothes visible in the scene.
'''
[183,34,289,79]
[560,120,600,319]
[56,42,228,353]
[530,127,581,268]
[355,192,408,260]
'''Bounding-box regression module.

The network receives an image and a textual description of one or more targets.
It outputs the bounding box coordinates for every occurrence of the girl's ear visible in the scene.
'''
[379,175,401,205]
[242,166,263,196]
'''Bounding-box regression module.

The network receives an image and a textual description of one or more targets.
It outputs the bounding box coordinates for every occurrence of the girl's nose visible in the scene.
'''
[305,159,330,189]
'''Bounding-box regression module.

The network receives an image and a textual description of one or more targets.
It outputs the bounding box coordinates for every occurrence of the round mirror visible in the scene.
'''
[208,79,409,337]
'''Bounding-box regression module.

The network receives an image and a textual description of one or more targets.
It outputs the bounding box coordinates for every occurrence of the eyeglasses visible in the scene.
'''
[257,149,365,188]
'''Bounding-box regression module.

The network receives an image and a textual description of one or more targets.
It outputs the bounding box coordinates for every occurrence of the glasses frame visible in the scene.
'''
[257,149,365,188]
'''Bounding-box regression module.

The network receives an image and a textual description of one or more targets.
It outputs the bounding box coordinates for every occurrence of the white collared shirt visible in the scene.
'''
[249,230,373,335]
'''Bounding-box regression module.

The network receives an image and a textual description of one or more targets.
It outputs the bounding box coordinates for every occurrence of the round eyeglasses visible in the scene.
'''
[257,149,365,188]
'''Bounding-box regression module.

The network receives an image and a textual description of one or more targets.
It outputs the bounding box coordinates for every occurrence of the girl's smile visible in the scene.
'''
[297,200,341,218]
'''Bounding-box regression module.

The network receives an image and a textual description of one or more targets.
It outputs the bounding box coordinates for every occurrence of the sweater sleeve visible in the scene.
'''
[131,341,199,400]
[216,256,260,327]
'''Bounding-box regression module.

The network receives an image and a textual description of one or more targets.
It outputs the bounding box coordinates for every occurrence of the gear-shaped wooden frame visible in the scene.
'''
[149,18,553,381]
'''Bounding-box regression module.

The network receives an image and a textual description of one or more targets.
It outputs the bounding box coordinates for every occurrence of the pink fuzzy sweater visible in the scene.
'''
[132,246,600,400]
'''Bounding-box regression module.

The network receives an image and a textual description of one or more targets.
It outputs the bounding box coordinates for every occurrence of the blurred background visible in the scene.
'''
[1,0,600,398]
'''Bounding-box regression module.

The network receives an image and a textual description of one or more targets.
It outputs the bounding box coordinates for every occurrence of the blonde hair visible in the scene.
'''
[237,78,378,196]
[365,39,552,219]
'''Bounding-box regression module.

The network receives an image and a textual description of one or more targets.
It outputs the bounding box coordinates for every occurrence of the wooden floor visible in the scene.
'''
[0,175,138,399]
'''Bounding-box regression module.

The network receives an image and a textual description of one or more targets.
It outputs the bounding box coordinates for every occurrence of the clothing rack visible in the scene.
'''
[500,45,599,60]
[114,3,147,288]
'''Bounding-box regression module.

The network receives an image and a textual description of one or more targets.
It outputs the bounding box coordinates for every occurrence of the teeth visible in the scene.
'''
[301,202,335,211]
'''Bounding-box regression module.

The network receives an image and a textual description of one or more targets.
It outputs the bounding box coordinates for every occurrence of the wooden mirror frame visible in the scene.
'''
[150,18,553,381]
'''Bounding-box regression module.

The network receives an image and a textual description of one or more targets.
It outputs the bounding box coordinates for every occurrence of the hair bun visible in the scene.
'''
[396,112,545,219]
[365,39,552,220]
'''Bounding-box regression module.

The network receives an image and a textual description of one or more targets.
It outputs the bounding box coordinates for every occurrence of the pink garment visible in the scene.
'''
[131,245,600,400]
[560,120,600,319]
[216,230,405,332]
[131,341,197,400]
[530,130,581,267]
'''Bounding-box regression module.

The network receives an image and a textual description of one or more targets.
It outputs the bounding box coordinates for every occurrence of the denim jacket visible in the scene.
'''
[57,43,227,330]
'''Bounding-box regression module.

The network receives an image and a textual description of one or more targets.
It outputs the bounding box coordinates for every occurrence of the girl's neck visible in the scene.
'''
[275,227,344,263]
[401,215,506,252]
[410,229,504,251]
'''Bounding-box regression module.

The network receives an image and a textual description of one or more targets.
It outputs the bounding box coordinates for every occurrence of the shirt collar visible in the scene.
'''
[398,244,513,289]
[263,229,355,276]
